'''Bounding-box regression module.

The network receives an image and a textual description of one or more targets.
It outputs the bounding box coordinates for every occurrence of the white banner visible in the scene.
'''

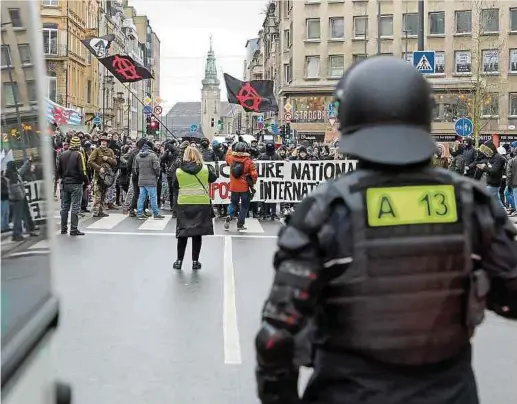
[24,180,46,223]
[207,160,357,204]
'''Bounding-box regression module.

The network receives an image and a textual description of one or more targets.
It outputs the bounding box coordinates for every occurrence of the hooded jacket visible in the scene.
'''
[259,142,280,161]
[134,145,161,187]
[225,149,258,193]
[479,140,506,187]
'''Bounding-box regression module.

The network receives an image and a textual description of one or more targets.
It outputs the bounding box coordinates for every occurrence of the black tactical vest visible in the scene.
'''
[318,167,480,366]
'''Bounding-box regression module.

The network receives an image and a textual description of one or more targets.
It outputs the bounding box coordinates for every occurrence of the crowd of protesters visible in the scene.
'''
[434,136,517,217]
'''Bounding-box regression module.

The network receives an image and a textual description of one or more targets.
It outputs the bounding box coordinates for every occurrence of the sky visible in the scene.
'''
[130,0,268,113]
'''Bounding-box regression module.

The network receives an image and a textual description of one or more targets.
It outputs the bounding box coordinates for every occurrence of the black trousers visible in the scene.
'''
[177,235,202,261]
[167,176,177,211]
[157,175,162,205]
[60,183,83,231]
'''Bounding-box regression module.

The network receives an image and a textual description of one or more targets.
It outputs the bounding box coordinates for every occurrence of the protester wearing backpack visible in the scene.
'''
[224,141,258,231]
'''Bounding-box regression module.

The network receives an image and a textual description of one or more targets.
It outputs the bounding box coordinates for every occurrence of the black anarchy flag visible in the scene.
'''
[80,34,115,58]
[223,73,278,113]
[98,54,153,83]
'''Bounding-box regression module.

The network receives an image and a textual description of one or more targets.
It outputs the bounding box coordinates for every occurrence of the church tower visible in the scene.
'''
[201,36,221,140]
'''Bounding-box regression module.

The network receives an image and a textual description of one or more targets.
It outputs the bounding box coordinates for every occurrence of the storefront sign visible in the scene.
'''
[499,134,517,142]
[290,96,333,123]
[432,134,494,143]
[298,132,325,143]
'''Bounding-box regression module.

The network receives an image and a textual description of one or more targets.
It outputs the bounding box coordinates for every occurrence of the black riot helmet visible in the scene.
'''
[200,137,210,147]
[336,56,437,165]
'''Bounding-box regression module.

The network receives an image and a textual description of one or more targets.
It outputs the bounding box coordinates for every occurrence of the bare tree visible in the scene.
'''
[449,0,506,147]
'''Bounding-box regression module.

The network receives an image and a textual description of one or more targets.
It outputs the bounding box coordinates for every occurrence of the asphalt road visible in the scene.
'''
[41,215,517,404]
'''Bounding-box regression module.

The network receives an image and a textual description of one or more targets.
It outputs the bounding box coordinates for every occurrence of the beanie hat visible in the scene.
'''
[69,136,81,149]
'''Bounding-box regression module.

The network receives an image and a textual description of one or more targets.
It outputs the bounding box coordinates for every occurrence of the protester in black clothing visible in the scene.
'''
[57,136,89,236]
[199,137,218,162]
[259,142,280,219]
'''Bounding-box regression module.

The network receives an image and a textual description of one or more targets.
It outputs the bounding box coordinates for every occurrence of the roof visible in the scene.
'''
[164,101,236,129]
[164,102,201,127]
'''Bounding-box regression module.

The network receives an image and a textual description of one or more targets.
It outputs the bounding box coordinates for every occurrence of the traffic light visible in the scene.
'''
[218,119,223,131]
[146,116,152,134]
[211,118,215,127]
[280,124,286,138]
[286,123,291,140]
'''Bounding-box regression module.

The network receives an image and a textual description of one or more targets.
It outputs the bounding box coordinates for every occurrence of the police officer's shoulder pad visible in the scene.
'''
[288,181,341,235]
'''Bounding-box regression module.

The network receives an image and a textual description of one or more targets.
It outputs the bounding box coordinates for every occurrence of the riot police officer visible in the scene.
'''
[255,57,517,404]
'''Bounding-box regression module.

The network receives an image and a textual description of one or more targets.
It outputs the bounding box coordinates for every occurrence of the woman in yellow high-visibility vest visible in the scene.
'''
[173,146,218,270]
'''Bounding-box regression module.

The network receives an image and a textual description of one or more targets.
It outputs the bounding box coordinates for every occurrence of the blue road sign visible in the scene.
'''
[143,105,152,115]
[413,51,435,74]
[455,118,473,137]
[190,124,198,132]
[327,102,337,117]
[93,116,102,125]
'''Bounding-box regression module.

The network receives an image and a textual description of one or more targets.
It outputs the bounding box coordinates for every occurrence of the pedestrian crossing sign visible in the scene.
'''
[413,51,435,74]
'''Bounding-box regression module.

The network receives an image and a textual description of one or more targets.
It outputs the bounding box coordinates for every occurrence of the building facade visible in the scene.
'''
[201,37,221,140]
[1,1,41,154]
[265,0,517,145]
[40,0,100,124]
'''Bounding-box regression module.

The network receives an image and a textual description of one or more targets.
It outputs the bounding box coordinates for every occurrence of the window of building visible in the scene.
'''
[46,72,57,102]
[1,45,11,67]
[481,94,499,116]
[329,17,345,39]
[511,8,517,32]
[435,51,445,74]
[402,52,413,63]
[18,44,31,65]
[306,19,321,40]
[379,15,393,37]
[454,50,471,73]
[42,0,59,6]
[353,16,368,38]
[510,49,517,73]
[305,56,320,78]
[510,93,517,116]
[481,9,499,32]
[42,28,58,55]
[429,11,445,34]
[3,82,19,106]
[87,80,92,104]
[283,29,291,50]
[8,9,22,28]
[328,55,344,77]
[26,80,38,103]
[455,10,472,34]
[403,13,418,36]
[482,50,499,73]
[353,54,367,62]
[283,62,292,84]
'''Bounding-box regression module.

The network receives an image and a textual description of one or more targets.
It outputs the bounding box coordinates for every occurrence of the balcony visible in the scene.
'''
[44,44,67,59]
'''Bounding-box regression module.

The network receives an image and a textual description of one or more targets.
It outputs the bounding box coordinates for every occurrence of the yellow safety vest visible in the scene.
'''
[176,165,210,205]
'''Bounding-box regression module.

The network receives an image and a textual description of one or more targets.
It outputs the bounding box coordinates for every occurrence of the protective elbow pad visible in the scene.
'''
[256,323,295,367]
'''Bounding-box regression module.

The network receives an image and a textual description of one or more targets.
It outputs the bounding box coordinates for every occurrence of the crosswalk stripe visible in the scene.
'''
[87,213,127,230]
[29,240,49,249]
[137,215,172,231]
[237,218,264,233]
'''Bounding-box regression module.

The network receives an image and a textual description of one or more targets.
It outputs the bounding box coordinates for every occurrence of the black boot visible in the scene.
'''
[192,261,202,270]
[173,260,182,270]
[70,229,85,236]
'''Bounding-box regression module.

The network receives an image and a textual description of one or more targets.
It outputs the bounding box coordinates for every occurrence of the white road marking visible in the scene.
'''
[238,218,264,233]
[137,215,172,231]
[223,235,242,365]
[80,230,277,238]
[29,240,49,249]
[86,213,127,230]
